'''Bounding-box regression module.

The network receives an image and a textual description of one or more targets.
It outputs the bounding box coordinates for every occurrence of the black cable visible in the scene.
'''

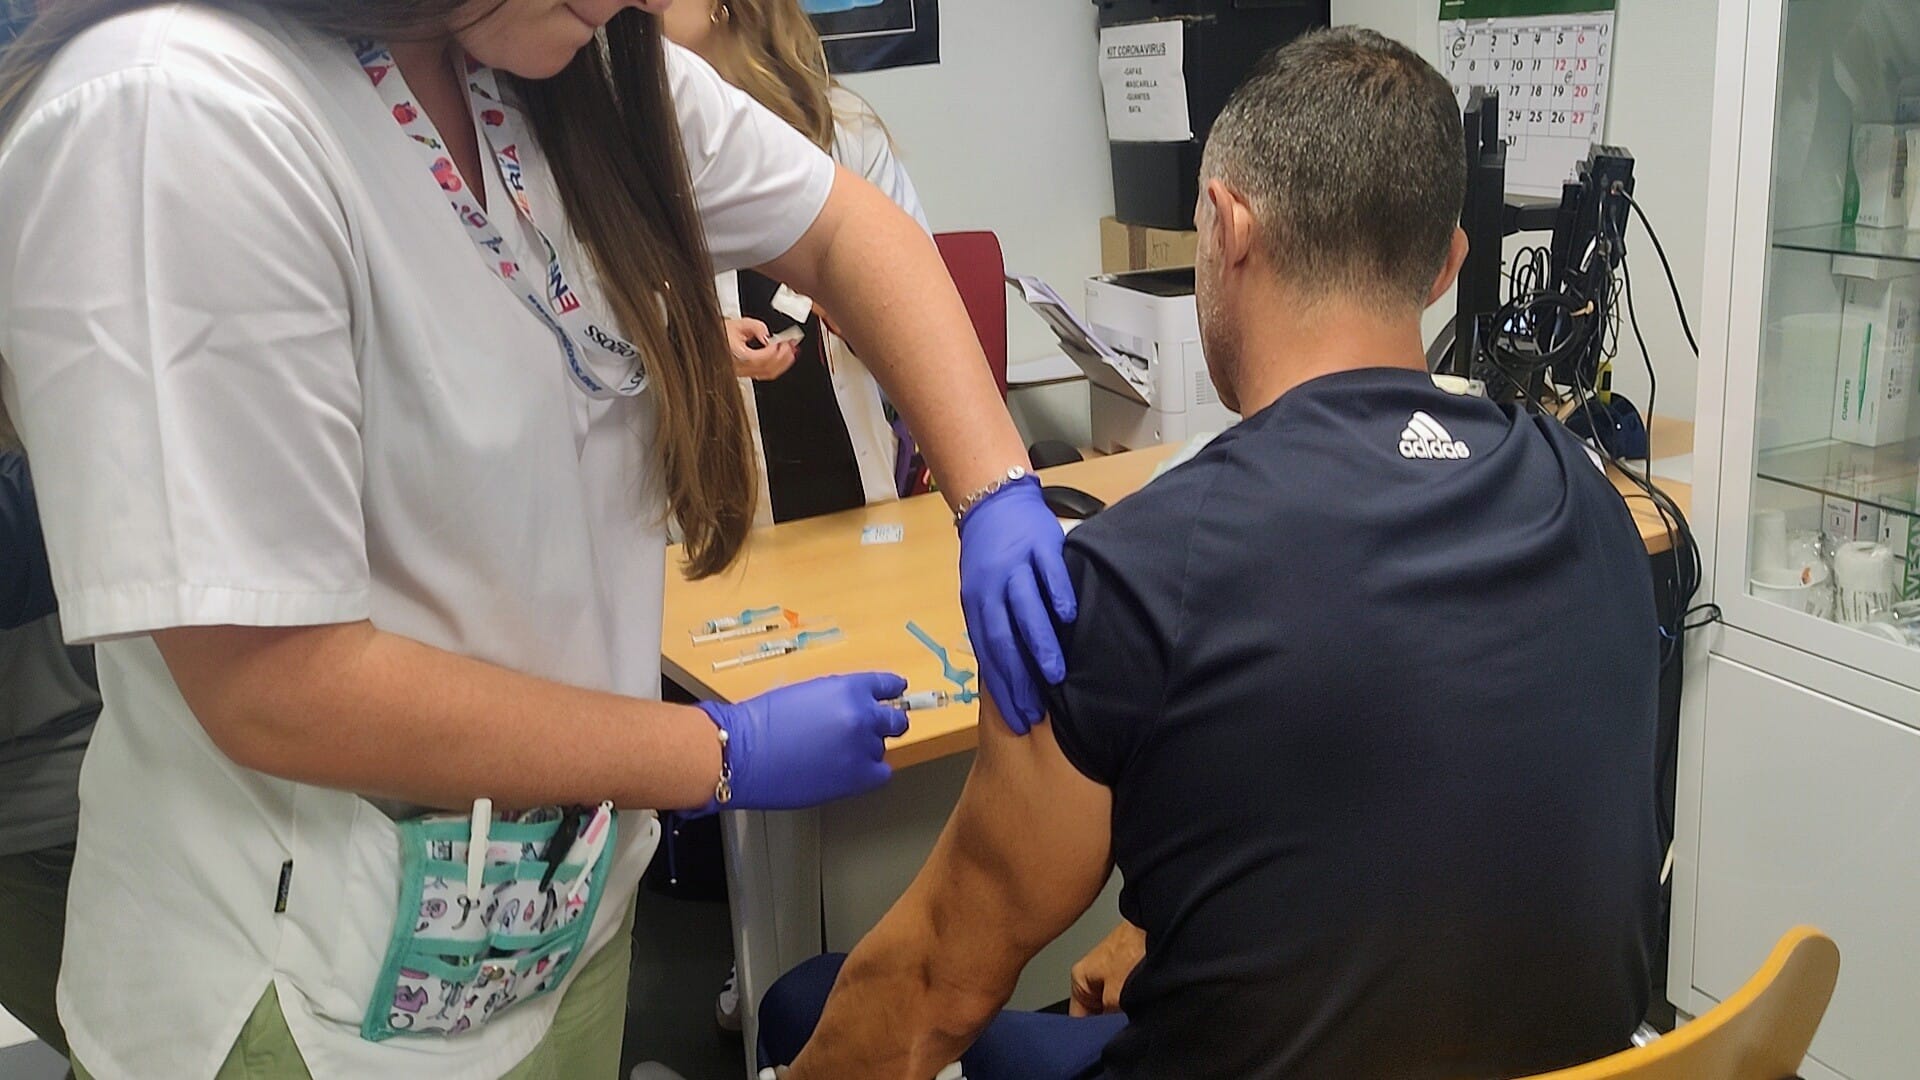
[1566,195,1716,670]
[1621,227,1657,484]
[1623,192,1700,358]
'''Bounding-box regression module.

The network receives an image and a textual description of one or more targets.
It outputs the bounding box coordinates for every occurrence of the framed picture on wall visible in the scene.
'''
[804,0,939,73]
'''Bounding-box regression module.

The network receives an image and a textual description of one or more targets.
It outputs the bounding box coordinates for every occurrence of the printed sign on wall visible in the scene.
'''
[1098,21,1193,143]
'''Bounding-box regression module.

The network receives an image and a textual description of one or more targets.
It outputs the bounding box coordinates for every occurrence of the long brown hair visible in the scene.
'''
[0,1,756,577]
[705,0,841,150]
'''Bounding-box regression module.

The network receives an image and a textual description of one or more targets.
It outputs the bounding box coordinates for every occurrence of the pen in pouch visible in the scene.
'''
[562,802,616,905]
[539,805,588,892]
[466,798,492,902]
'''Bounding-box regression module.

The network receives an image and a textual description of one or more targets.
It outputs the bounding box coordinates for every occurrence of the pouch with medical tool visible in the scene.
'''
[361,799,617,1041]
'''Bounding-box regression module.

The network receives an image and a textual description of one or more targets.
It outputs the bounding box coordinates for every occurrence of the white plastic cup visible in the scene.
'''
[1834,541,1899,623]
[1752,509,1790,574]
[1751,562,1834,619]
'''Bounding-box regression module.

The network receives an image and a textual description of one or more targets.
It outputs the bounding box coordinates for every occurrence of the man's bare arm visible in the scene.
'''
[787,697,1114,1078]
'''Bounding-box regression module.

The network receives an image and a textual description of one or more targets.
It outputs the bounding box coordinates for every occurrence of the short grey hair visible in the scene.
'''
[1202,27,1466,309]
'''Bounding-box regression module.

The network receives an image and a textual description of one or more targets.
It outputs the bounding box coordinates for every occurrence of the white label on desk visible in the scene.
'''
[1099,22,1192,143]
[861,524,905,546]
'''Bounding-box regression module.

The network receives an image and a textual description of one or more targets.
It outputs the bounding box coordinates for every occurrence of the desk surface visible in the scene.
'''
[663,449,1164,768]
[662,419,1695,768]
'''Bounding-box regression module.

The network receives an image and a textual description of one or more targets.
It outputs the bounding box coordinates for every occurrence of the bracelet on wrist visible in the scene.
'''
[713,725,733,806]
[696,702,735,808]
[953,466,1032,528]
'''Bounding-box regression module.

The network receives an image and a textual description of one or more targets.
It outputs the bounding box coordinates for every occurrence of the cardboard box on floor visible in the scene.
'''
[1100,216,1198,274]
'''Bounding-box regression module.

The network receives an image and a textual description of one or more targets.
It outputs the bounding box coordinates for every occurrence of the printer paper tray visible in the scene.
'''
[1059,341,1154,406]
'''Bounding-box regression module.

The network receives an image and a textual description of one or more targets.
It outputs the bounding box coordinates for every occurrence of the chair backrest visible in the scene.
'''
[932,230,1008,399]
[1521,927,1840,1080]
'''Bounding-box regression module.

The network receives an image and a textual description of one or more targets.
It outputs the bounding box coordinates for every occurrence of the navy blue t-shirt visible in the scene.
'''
[1044,367,1661,1080]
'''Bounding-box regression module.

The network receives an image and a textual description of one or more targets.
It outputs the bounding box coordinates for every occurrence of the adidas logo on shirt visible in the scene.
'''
[1399,411,1471,460]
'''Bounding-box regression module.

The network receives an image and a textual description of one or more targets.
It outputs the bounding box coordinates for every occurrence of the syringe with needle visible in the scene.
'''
[882,689,975,711]
[693,605,784,639]
[693,608,799,645]
[712,627,845,671]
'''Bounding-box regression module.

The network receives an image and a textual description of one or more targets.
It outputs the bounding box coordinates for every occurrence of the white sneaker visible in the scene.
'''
[715,964,743,1033]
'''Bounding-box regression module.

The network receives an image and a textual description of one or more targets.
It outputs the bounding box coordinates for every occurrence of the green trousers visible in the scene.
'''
[75,899,635,1080]
[0,843,75,1060]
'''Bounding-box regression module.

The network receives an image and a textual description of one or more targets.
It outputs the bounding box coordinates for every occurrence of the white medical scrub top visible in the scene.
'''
[0,5,833,1078]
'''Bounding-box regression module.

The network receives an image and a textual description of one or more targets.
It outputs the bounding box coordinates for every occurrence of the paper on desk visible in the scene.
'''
[1005,273,1154,406]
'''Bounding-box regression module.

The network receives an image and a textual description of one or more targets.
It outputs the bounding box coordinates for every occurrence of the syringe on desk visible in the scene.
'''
[692,607,800,645]
[711,626,844,670]
[693,605,785,640]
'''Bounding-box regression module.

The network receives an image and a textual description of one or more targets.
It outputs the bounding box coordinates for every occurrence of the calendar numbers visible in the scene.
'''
[1438,8,1615,197]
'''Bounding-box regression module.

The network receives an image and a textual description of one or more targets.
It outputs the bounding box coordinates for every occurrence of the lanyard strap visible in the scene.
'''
[353,41,650,399]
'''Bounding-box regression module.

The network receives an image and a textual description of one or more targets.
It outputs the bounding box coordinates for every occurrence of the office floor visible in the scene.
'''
[0,1036,66,1080]
[621,888,744,1080]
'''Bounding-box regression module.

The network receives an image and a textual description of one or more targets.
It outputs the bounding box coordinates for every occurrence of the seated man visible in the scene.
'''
[762,26,1662,1080]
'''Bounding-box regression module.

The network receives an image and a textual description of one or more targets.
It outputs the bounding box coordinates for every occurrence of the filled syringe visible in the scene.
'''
[711,627,844,671]
[693,607,799,645]
[694,605,784,638]
[883,689,975,711]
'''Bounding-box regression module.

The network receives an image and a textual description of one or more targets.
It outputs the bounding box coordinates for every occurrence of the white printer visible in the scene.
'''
[1007,267,1242,452]
[1080,269,1242,452]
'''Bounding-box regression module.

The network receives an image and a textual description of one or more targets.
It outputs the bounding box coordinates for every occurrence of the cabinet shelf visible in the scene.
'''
[1756,438,1920,518]
[1771,223,1920,264]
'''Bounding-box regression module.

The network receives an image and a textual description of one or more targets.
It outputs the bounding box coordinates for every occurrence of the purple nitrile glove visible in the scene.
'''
[957,475,1077,734]
[695,672,910,812]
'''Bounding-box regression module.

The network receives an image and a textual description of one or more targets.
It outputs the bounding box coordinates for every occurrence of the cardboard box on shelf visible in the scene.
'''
[1825,494,1882,546]
[1831,274,1920,447]
[1845,123,1912,230]
[1100,216,1198,275]
[1882,511,1920,600]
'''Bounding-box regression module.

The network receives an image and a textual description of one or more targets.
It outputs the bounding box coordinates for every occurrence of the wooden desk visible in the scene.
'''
[662,448,1181,769]
[1611,419,1695,556]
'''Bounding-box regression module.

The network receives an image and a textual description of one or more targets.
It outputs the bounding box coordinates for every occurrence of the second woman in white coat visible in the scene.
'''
[665,0,927,526]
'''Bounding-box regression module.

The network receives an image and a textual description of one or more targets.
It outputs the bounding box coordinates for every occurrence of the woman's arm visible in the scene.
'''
[669,47,1075,730]
[760,165,1019,506]
[155,621,724,812]
[760,167,1075,729]
[155,621,908,815]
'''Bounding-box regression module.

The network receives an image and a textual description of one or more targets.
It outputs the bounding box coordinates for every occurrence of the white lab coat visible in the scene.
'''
[0,6,835,1077]
[720,87,930,527]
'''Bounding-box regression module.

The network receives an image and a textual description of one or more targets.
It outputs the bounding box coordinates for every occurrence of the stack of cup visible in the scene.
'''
[1749,509,1834,618]
[1834,541,1901,624]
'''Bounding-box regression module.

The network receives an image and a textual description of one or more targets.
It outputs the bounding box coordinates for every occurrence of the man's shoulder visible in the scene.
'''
[1063,435,1241,575]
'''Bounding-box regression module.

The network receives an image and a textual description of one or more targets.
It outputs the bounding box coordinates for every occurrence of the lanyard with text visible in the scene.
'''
[353,41,650,398]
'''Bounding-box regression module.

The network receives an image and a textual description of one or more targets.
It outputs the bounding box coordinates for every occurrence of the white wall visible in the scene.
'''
[845,1,1716,421]
[838,2,1115,367]
[1338,0,1717,421]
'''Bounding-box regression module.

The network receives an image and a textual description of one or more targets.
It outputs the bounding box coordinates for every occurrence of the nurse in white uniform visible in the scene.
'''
[0,1,1076,1077]
[665,0,928,528]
